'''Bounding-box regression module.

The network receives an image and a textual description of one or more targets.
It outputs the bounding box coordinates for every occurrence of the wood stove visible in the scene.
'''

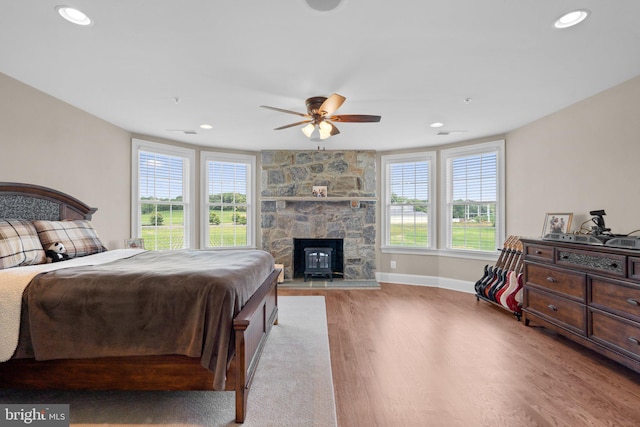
[293,238,343,280]
[304,247,333,281]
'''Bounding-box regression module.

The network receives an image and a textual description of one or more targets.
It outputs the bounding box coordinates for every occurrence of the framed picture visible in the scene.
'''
[541,213,573,236]
[125,238,144,249]
[312,186,327,197]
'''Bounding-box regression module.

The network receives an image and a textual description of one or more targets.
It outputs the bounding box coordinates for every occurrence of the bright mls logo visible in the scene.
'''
[1,405,69,427]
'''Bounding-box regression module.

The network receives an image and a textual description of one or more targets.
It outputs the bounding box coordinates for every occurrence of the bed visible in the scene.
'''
[0,182,279,423]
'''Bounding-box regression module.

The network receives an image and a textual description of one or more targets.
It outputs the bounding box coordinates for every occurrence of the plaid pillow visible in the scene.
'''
[0,220,46,269]
[33,220,107,258]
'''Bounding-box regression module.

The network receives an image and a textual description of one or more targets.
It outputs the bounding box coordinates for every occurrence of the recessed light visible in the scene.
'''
[554,9,590,29]
[199,124,213,130]
[430,122,444,128]
[55,5,92,26]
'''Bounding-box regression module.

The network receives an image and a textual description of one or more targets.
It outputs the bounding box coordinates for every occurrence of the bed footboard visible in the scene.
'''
[233,268,279,423]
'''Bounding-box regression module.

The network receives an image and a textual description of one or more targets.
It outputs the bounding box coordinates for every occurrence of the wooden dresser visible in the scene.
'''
[521,238,640,373]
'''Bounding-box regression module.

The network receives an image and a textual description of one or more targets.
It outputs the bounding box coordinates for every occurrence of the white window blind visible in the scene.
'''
[442,141,504,252]
[132,140,194,250]
[202,152,255,249]
[382,152,435,250]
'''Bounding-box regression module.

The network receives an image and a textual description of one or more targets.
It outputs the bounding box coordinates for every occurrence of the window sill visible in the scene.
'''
[201,246,257,251]
[381,246,438,255]
[381,246,499,262]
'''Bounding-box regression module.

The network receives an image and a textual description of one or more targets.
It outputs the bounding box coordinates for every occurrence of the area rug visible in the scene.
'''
[0,296,337,427]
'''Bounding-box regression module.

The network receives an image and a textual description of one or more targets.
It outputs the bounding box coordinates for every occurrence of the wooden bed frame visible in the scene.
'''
[0,182,279,423]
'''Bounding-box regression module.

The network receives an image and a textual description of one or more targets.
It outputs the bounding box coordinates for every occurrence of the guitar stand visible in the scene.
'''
[475,293,522,321]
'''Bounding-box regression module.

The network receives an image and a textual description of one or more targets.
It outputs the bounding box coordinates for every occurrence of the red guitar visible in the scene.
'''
[504,262,525,313]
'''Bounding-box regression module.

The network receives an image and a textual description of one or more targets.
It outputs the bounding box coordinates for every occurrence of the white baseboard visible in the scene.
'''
[375,272,475,294]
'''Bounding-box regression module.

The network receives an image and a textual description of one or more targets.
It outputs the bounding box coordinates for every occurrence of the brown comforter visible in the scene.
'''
[14,249,274,389]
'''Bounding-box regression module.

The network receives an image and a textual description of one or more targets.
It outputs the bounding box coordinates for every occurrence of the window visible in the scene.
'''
[441,140,505,253]
[381,152,436,251]
[131,139,195,250]
[201,152,255,249]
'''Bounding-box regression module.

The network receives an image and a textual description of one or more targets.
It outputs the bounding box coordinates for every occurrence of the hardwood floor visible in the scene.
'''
[280,283,640,427]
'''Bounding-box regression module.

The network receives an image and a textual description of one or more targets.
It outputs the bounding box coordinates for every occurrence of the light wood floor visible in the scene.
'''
[280,283,640,427]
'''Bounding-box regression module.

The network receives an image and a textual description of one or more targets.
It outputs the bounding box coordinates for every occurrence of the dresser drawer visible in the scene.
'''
[590,310,640,360]
[525,243,554,262]
[525,287,586,335]
[556,248,626,278]
[628,257,640,282]
[591,277,640,322]
[526,263,586,301]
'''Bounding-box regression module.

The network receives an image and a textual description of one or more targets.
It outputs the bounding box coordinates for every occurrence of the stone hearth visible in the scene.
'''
[260,150,376,280]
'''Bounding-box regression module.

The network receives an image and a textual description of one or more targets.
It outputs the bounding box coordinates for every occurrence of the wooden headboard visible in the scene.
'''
[0,182,97,221]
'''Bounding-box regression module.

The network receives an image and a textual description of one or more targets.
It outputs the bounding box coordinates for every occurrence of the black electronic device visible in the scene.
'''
[589,209,610,235]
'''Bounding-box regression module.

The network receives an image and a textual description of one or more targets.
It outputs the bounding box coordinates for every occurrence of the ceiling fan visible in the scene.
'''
[260,93,381,141]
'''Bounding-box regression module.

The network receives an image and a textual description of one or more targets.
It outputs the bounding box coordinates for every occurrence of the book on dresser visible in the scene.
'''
[521,238,640,374]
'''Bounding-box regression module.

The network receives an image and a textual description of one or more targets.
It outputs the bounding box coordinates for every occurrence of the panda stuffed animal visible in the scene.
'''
[45,242,70,263]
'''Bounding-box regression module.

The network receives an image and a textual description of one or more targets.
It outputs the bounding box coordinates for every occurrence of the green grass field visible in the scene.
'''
[141,210,247,249]
[389,222,495,250]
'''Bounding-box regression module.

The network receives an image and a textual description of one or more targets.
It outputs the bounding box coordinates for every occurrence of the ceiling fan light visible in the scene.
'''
[318,121,333,140]
[302,123,315,138]
[318,121,332,132]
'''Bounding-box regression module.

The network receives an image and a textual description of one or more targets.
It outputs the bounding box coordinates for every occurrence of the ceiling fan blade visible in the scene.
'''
[318,93,346,116]
[329,114,381,123]
[274,120,312,130]
[260,105,309,118]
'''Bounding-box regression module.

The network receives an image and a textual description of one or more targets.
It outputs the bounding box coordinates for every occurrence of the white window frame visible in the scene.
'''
[131,139,196,249]
[440,140,505,258]
[381,151,437,254]
[200,151,256,249]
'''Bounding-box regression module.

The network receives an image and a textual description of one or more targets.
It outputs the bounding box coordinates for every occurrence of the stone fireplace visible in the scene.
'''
[260,150,376,280]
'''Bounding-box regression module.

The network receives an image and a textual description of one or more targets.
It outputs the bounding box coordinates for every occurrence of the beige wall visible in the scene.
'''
[507,74,640,238]
[0,72,131,249]
[377,74,640,285]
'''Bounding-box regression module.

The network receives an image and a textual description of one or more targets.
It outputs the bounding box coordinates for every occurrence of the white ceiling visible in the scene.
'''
[1,1,639,152]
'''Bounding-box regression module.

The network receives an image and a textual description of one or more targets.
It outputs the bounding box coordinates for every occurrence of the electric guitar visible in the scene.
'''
[476,235,515,296]
[497,240,523,307]
[491,246,520,302]
[486,240,518,300]
[475,235,512,294]
[504,255,525,313]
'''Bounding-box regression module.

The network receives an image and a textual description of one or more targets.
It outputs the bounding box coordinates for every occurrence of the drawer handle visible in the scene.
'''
[535,250,542,254]
[628,337,640,346]
[610,262,618,268]
[547,304,558,312]
[546,276,557,283]
[561,255,569,260]
[627,298,640,306]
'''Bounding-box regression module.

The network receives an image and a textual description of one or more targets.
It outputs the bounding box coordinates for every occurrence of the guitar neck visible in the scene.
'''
[494,235,516,268]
